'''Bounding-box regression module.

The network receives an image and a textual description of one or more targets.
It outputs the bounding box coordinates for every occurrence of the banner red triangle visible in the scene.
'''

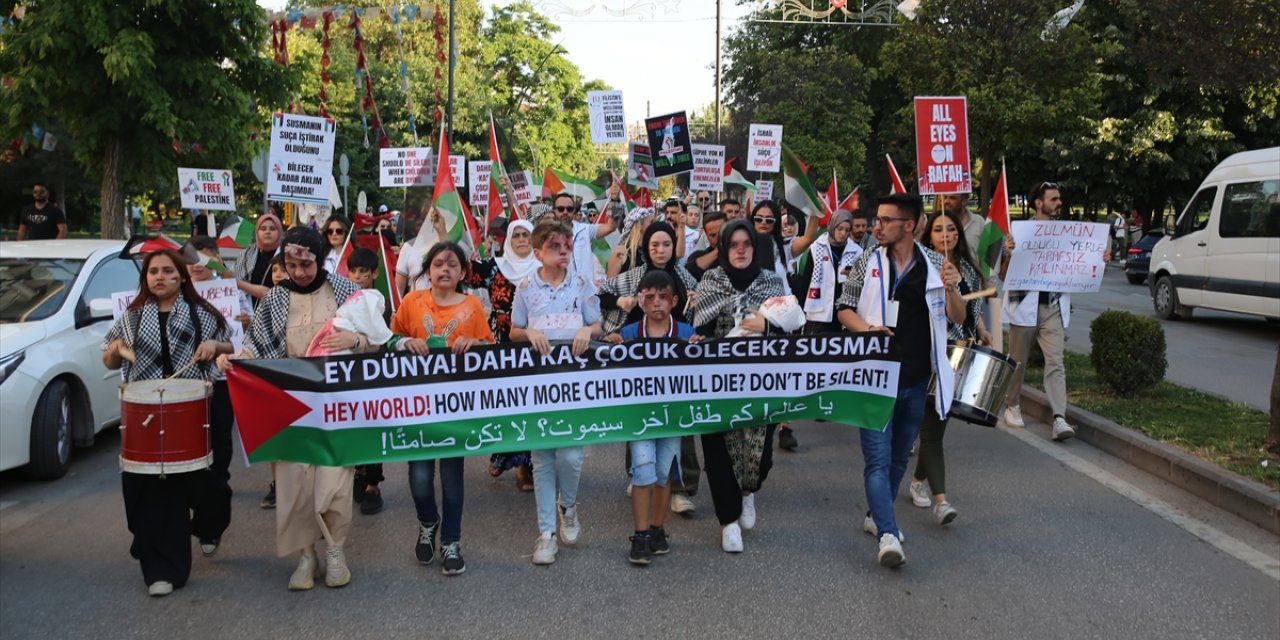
[227,366,312,457]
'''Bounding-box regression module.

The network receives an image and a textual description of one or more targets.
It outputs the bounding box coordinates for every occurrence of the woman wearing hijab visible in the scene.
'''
[599,220,698,337]
[749,200,820,297]
[796,210,862,333]
[233,212,284,305]
[691,219,788,553]
[605,207,659,278]
[218,227,379,591]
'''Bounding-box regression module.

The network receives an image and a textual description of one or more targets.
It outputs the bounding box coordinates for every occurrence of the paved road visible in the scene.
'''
[1055,265,1276,412]
[2,416,1277,639]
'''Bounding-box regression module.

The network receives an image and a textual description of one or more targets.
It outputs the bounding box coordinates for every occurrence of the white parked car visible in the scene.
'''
[0,240,139,478]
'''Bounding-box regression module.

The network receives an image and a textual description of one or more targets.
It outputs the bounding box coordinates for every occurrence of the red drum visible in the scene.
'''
[119,379,212,475]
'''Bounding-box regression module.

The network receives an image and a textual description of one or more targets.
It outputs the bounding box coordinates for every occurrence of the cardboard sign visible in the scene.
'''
[468,161,491,207]
[913,97,971,195]
[448,155,466,188]
[748,124,783,173]
[266,113,336,204]
[587,90,627,144]
[628,142,658,188]
[644,111,693,177]
[379,147,434,187]
[508,170,537,204]
[690,144,726,192]
[755,180,774,201]
[112,279,246,350]
[1003,220,1110,293]
[177,168,237,212]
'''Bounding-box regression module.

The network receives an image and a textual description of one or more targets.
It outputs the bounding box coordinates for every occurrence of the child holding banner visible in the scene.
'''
[511,219,603,565]
[388,241,495,577]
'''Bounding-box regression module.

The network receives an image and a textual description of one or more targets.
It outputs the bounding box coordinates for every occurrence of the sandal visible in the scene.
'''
[515,465,534,492]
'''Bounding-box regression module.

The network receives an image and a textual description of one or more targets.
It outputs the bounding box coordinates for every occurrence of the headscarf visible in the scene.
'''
[641,220,688,301]
[255,212,283,253]
[827,210,853,242]
[751,200,787,269]
[527,203,552,225]
[717,219,763,292]
[496,219,540,285]
[277,226,330,295]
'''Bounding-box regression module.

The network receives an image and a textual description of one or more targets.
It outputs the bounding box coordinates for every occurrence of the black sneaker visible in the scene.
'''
[352,477,367,504]
[415,521,439,565]
[360,487,384,515]
[441,541,466,576]
[778,427,798,451]
[647,526,670,555]
[628,533,652,566]
[260,482,276,509]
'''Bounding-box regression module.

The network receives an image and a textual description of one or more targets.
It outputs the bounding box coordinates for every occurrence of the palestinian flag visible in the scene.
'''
[217,216,256,249]
[781,143,825,219]
[723,158,757,192]
[432,128,482,257]
[818,169,838,226]
[334,232,402,316]
[543,168,605,201]
[488,113,515,223]
[591,172,628,269]
[122,233,183,258]
[886,154,907,194]
[191,249,228,274]
[977,161,1011,279]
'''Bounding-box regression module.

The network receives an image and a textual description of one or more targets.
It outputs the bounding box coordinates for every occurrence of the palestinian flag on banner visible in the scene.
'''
[781,143,825,219]
[723,158,757,192]
[488,113,515,223]
[543,168,605,201]
[838,187,860,212]
[217,216,256,249]
[121,233,183,258]
[190,248,229,274]
[335,232,402,316]
[977,161,1011,279]
[432,128,482,256]
[886,154,907,194]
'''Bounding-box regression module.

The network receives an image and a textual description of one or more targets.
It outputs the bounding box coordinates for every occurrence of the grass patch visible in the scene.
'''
[1023,351,1279,490]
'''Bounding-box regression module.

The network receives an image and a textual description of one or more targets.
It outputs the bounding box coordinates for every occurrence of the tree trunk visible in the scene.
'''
[977,147,995,216]
[1268,343,1280,455]
[98,135,128,240]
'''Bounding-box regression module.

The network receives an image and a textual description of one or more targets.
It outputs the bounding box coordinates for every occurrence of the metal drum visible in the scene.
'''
[119,379,212,475]
[929,341,1019,427]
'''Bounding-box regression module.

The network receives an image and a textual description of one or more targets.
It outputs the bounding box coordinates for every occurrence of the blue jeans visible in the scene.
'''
[531,447,584,536]
[628,437,681,488]
[861,382,929,539]
[408,458,464,543]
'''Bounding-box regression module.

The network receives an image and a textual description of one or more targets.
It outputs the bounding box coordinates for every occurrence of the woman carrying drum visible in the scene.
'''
[908,210,990,525]
[102,249,234,597]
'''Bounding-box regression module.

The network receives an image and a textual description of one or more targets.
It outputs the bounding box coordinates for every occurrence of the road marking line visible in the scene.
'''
[1000,425,1280,582]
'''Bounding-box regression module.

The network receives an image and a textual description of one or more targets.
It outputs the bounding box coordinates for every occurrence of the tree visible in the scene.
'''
[0,1,291,239]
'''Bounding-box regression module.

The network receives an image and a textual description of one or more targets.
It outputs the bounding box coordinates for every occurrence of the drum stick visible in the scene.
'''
[961,287,997,301]
[155,359,201,391]
[118,345,136,362]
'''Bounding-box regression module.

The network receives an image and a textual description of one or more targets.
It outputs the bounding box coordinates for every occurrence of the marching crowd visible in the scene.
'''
[97,179,1081,597]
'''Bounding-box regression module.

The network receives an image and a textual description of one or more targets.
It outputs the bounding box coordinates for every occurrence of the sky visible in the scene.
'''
[257,1,757,128]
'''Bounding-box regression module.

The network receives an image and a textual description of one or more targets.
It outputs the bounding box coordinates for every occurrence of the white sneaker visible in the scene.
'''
[1004,405,1025,428]
[625,482,633,497]
[1052,416,1076,441]
[147,581,173,597]
[324,544,351,588]
[740,493,756,530]
[670,494,696,514]
[288,552,321,591]
[721,522,743,553]
[863,513,904,542]
[558,505,581,546]
[877,532,905,568]
[934,500,958,525]
[532,534,557,565]
[909,479,931,508]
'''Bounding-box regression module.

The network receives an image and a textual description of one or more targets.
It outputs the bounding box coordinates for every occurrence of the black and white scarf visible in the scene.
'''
[103,298,227,382]
[692,267,786,331]
[243,272,358,360]
[599,263,698,334]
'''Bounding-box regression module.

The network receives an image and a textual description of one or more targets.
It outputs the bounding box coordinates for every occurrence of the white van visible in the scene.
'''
[1149,147,1280,321]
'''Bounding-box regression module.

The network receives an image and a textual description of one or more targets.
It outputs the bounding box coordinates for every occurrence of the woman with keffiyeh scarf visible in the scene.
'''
[690,219,787,553]
[233,212,284,305]
[599,221,698,337]
[218,226,379,591]
[102,250,233,597]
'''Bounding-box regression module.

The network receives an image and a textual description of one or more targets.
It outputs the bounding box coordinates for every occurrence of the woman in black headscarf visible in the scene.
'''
[690,219,788,554]
[598,220,698,338]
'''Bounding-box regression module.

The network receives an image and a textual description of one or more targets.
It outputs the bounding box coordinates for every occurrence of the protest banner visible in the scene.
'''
[508,170,537,204]
[227,334,900,466]
[913,97,971,195]
[748,124,783,173]
[379,147,433,187]
[628,142,658,188]
[468,161,491,207]
[690,144,726,193]
[644,111,693,177]
[177,168,237,212]
[1003,220,1110,293]
[266,113,336,204]
[587,90,627,144]
[755,180,774,201]
[112,279,245,350]
[448,155,466,188]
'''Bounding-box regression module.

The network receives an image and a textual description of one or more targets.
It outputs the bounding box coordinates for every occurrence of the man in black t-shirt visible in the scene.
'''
[17,182,67,240]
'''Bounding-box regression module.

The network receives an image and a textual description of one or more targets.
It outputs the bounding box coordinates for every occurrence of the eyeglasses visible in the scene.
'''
[325,227,347,235]
[554,206,576,213]
[752,216,776,226]
[874,216,911,226]
[698,197,711,202]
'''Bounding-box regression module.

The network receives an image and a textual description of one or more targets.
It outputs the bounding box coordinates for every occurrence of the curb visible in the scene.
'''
[1019,387,1280,536]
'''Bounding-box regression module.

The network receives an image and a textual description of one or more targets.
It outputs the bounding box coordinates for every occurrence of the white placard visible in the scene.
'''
[755,180,774,201]
[448,155,466,187]
[587,90,627,144]
[177,168,237,211]
[1003,220,1110,293]
[748,124,783,173]
[508,170,536,204]
[111,279,245,351]
[690,144,726,193]
[379,147,434,187]
[266,113,336,204]
[468,161,491,207]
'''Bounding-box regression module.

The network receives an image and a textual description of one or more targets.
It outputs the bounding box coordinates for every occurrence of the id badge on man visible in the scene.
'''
[884,300,900,329]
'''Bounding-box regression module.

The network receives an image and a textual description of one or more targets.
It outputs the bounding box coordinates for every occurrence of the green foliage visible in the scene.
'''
[1089,310,1167,397]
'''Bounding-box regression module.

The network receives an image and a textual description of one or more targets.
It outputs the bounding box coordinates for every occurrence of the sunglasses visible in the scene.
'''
[752,216,776,226]
[554,206,576,213]
[325,227,347,235]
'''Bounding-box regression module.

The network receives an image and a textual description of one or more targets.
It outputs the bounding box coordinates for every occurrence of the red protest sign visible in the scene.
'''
[913,96,971,195]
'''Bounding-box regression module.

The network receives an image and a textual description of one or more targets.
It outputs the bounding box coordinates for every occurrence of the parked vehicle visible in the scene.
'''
[0,240,138,478]
[1149,147,1280,321]
[1124,231,1163,285]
